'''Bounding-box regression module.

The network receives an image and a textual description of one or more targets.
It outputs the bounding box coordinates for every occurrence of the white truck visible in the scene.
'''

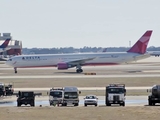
[105,84,126,106]
[48,88,64,106]
[62,86,80,106]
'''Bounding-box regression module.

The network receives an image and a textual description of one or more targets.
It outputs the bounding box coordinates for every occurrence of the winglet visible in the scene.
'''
[127,30,152,54]
[0,38,11,48]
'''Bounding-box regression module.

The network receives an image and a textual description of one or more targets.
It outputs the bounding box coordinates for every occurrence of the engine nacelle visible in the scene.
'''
[57,63,69,70]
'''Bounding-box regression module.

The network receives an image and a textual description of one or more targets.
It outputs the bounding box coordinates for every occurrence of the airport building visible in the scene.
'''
[0,33,22,55]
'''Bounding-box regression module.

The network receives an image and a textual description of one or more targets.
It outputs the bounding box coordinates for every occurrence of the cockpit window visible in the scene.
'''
[9,59,12,61]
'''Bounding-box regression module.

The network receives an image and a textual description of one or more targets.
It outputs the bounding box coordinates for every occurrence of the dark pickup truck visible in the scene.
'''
[17,91,41,107]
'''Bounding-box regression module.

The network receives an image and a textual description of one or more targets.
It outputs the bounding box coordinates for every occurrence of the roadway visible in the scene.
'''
[0,96,148,107]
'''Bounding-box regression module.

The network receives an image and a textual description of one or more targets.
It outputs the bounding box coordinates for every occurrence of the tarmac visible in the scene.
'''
[0,56,160,107]
[0,96,148,107]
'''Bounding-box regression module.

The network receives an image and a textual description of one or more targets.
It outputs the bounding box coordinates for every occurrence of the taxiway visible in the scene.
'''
[0,57,160,107]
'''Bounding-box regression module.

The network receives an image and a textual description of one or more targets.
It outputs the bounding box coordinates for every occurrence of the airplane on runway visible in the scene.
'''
[0,38,11,53]
[5,30,152,73]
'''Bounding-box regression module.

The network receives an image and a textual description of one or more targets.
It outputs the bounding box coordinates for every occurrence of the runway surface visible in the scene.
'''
[0,57,160,107]
[1,74,160,79]
[13,87,151,91]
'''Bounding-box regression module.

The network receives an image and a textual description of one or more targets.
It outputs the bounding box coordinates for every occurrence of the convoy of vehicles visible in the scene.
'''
[1,82,160,107]
[105,84,126,106]
[84,95,98,106]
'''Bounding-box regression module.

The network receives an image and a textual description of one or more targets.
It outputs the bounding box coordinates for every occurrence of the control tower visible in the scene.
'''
[0,33,22,55]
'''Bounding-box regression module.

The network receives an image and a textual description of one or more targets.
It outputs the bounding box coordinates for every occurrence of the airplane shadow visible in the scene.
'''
[54,72,83,74]
[124,70,142,73]
[98,105,123,107]
[144,104,160,106]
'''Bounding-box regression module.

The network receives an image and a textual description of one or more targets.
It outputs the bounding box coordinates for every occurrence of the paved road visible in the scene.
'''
[12,87,151,91]
[1,74,160,79]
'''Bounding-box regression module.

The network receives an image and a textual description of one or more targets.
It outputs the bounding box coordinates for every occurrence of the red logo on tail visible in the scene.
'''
[127,30,152,54]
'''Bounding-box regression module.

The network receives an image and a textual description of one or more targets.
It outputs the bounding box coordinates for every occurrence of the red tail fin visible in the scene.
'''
[127,30,152,54]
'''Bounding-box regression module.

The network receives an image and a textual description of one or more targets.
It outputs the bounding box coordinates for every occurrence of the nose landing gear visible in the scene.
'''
[14,67,17,73]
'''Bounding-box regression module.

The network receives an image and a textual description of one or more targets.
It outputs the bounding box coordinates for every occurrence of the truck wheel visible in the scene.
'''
[63,103,67,106]
[106,103,111,106]
[74,103,79,106]
[31,102,35,107]
[95,104,97,107]
[152,102,155,106]
[148,100,152,106]
[62,103,67,106]
[17,102,21,107]
[84,104,87,107]
[121,102,125,106]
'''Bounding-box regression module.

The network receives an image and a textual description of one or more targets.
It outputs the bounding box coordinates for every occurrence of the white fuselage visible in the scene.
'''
[5,52,150,68]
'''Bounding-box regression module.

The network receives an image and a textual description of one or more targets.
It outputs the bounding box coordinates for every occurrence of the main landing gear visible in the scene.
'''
[76,65,83,73]
[14,67,17,74]
[76,69,83,73]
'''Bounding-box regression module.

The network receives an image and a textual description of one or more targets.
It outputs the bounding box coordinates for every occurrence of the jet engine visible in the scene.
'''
[57,63,68,69]
[57,62,74,70]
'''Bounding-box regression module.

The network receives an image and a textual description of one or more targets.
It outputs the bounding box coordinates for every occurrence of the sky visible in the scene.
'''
[0,0,160,48]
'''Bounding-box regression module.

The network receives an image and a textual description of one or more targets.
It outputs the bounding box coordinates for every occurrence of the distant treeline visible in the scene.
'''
[22,46,160,54]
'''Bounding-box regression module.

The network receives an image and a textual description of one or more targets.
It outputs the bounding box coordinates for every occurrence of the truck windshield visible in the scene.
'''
[50,91,62,98]
[64,92,78,99]
[22,92,33,97]
[0,85,4,89]
[108,88,124,94]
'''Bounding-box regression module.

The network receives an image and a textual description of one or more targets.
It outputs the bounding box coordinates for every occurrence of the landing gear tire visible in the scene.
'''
[76,69,83,73]
[74,103,79,106]
[14,68,17,74]
[120,102,125,106]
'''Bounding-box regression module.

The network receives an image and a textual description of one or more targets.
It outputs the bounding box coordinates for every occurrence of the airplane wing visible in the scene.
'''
[67,57,96,65]
[57,57,96,69]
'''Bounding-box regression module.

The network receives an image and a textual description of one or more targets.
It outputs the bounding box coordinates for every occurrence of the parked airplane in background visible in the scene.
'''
[148,51,160,57]
[6,30,152,73]
[0,38,11,53]
[97,48,107,52]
